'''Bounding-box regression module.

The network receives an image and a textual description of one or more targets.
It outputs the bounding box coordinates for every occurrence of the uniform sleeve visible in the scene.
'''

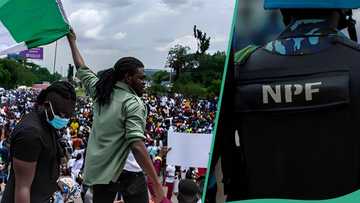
[75,67,98,99]
[124,97,147,143]
[12,128,42,162]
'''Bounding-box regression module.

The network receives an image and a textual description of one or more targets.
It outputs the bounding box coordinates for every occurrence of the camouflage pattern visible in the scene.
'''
[264,19,348,55]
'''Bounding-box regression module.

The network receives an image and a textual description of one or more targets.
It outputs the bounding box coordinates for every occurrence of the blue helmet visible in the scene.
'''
[264,0,359,42]
[264,0,360,9]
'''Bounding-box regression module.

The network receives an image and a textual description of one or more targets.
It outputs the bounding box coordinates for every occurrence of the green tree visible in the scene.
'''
[160,26,225,97]
[0,59,22,88]
[173,80,207,98]
[166,44,190,81]
[51,72,62,82]
[16,65,37,86]
[193,25,211,55]
[152,70,170,84]
[147,83,168,95]
[0,64,11,88]
[0,58,63,88]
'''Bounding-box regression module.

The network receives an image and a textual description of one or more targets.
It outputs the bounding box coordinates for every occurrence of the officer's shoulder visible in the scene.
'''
[234,45,260,65]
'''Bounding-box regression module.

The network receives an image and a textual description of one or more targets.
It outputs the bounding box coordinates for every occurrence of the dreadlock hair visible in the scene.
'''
[36,81,76,106]
[95,57,144,106]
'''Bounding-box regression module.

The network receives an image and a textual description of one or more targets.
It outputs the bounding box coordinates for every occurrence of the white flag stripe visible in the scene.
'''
[0,41,27,56]
[0,20,17,46]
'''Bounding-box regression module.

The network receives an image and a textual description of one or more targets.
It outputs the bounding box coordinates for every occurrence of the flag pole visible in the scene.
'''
[53,40,58,74]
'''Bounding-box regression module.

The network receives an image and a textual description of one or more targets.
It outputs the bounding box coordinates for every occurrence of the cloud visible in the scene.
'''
[126,2,178,24]
[161,0,189,7]
[212,35,227,43]
[69,9,108,40]
[83,48,121,56]
[113,32,127,40]
[18,0,235,71]
[190,0,205,9]
[0,44,8,51]
[161,0,204,9]
[156,35,197,52]
[97,0,133,8]
[154,37,174,44]
[71,0,134,8]
[84,25,104,40]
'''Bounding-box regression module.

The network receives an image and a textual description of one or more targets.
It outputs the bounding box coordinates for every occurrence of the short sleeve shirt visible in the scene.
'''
[1,110,60,203]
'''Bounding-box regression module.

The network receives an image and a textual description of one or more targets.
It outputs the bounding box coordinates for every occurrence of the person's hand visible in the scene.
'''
[153,182,166,203]
[67,28,76,42]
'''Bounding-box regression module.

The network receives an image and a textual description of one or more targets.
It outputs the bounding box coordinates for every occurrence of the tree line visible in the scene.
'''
[0,58,61,89]
[148,25,226,98]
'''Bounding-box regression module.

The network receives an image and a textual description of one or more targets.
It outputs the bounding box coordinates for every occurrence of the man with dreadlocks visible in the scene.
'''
[67,29,166,203]
[1,81,76,203]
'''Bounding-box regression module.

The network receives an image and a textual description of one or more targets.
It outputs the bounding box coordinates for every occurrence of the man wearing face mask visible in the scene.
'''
[1,81,76,203]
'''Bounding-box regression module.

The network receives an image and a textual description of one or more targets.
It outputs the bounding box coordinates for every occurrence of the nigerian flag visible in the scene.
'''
[0,0,69,55]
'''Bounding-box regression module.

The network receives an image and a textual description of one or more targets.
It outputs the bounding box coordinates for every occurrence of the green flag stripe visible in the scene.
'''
[0,0,69,45]
[26,28,69,49]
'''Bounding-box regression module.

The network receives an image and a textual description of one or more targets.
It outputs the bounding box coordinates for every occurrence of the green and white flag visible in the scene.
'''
[0,0,69,55]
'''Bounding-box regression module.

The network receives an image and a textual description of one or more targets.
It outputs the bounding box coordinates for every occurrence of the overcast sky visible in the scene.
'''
[5,0,235,75]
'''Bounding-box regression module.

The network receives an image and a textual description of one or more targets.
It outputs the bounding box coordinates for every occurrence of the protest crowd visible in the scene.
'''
[0,87,217,203]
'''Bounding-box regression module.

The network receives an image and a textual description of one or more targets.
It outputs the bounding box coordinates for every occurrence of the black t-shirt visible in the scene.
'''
[1,110,60,203]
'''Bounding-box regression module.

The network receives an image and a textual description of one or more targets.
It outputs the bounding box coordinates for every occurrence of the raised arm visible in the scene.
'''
[67,29,86,70]
[66,28,98,98]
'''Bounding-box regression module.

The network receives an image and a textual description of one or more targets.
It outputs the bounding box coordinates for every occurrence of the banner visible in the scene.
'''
[167,130,213,168]
[19,48,43,59]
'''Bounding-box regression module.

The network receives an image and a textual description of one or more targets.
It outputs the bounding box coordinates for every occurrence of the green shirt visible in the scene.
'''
[76,67,147,185]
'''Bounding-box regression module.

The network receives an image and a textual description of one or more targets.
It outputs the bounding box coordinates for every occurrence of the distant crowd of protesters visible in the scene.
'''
[0,88,216,202]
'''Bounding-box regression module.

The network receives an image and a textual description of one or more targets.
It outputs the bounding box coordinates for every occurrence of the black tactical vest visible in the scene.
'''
[229,36,360,200]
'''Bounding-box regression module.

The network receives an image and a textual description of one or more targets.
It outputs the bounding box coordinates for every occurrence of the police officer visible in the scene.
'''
[218,0,360,201]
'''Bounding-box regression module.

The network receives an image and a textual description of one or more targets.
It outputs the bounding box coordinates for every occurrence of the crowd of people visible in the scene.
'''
[144,94,217,146]
[0,87,217,202]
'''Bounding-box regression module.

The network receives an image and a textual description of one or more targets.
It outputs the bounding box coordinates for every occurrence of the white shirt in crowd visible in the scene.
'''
[1,96,6,104]
[72,149,85,158]
[71,158,84,178]
[165,165,176,183]
[123,151,142,172]
[181,167,187,180]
